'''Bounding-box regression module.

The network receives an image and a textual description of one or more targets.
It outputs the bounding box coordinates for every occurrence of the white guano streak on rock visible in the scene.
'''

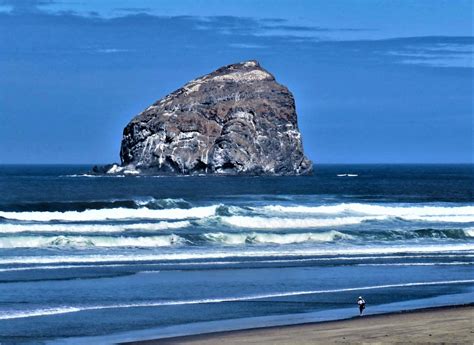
[177,131,199,140]
[140,133,161,165]
[158,142,165,166]
[183,82,202,95]
[138,128,151,141]
[233,111,257,134]
[159,94,174,105]
[286,129,301,142]
[156,130,167,167]
[243,61,258,68]
[213,70,271,82]
[202,147,210,165]
[234,92,241,102]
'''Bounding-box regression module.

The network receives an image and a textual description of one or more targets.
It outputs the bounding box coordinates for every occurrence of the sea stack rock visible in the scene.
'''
[119,60,312,175]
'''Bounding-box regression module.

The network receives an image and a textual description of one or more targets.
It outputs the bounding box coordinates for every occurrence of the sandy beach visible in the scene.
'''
[127,306,474,345]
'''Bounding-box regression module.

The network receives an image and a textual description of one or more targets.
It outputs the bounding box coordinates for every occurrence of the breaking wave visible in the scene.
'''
[0,234,185,248]
[391,228,474,240]
[0,205,217,222]
[0,197,191,212]
[202,231,352,245]
[0,227,470,248]
[221,216,385,229]
[0,221,191,233]
[399,215,474,223]
[1,202,472,226]
[259,203,474,219]
[0,232,347,248]
[0,243,472,265]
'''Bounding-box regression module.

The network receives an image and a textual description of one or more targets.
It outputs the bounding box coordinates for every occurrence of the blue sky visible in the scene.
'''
[0,0,472,164]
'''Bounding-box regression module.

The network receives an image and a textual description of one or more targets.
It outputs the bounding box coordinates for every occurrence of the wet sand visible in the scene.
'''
[126,305,474,344]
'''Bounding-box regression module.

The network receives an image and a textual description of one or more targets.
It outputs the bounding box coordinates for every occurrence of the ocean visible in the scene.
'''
[0,164,472,343]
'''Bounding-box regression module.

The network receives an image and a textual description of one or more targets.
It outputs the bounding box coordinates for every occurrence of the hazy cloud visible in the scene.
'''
[0,0,56,13]
[114,7,152,14]
[1,10,471,69]
[383,40,474,68]
[95,48,132,54]
[228,43,267,49]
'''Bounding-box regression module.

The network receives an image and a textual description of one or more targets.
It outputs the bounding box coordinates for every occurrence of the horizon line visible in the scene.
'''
[0,162,472,166]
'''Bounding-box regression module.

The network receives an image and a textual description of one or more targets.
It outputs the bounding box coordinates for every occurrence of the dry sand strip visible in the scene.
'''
[125,305,474,345]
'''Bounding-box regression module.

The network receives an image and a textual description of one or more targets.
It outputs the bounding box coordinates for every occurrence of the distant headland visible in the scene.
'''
[94,60,312,176]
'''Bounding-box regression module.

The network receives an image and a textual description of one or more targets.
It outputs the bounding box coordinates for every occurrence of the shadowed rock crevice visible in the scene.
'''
[119,60,312,175]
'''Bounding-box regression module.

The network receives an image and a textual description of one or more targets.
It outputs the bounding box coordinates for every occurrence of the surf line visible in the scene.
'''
[1,279,473,320]
[1,245,474,265]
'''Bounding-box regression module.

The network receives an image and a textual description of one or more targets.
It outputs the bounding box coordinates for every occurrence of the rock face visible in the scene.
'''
[120,60,312,175]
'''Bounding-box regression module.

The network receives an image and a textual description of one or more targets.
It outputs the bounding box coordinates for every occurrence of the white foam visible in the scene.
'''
[0,244,472,265]
[0,206,217,222]
[134,197,188,208]
[66,174,125,178]
[401,215,474,223]
[1,279,473,320]
[0,307,81,320]
[0,263,133,272]
[0,235,185,248]
[260,203,474,218]
[0,221,190,233]
[203,231,352,245]
[357,262,473,267]
[106,164,140,175]
[465,228,474,237]
[221,216,383,229]
[124,221,191,230]
[1,254,472,272]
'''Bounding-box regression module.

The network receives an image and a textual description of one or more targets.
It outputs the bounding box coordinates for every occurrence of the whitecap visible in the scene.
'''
[203,231,352,245]
[258,203,474,222]
[0,221,191,234]
[260,203,474,216]
[465,228,474,237]
[0,206,217,222]
[0,244,472,265]
[220,216,383,229]
[0,234,185,248]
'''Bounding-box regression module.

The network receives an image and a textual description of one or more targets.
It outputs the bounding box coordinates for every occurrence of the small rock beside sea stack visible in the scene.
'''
[115,60,312,175]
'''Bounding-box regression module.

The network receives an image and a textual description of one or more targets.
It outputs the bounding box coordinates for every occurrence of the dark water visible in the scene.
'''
[0,164,472,344]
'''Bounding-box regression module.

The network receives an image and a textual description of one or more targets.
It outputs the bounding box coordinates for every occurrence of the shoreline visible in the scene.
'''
[123,304,474,345]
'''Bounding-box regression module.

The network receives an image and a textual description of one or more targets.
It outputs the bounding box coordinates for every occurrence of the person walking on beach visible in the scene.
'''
[357,296,366,316]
